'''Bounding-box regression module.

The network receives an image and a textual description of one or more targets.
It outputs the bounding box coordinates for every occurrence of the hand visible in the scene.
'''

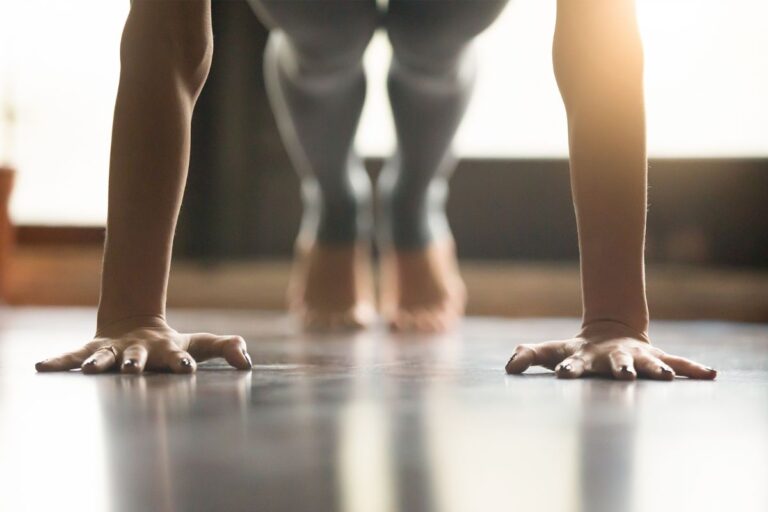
[35,316,252,374]
[505,320,717,381]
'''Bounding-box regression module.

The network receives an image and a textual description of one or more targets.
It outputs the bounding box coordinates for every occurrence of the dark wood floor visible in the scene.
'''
[1,308,767,512]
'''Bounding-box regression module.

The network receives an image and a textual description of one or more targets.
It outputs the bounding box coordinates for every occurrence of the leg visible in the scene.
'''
[379,0,508,332]
[248,0,379,330]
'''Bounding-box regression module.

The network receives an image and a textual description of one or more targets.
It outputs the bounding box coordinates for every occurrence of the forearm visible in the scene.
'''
[97,4,212,328]
[555,0,649,333]
[569,101,648,333]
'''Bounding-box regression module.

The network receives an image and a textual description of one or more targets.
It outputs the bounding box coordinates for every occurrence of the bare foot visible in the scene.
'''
[380,239,466,333]
[289,241,376,331]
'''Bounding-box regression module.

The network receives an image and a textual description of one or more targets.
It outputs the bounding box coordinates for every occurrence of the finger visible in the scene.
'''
[120,344,148,374]
[659,353,717,380]
[81,347,119,374]
[505,344,537,374]
[164,348,197,374]
[634,353,675,381]
[555,356,586,379]
[505,340,569,374]
[36,346,92,372]
[188,334,252,370]
[608,350,637,381]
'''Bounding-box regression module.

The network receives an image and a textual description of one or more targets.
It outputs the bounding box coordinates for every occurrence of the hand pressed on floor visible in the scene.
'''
[505,320,717,381]
[35,316,252,374]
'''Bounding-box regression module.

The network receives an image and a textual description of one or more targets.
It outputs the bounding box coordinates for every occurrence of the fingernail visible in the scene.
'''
[242,349,253,368]
[509,353,518,362]
[123,359,137,368]
[620,365,633,374]
[563,364,572,372]
[705,367,717,372]
[84,358,97,366]
[660,367,673,377]
[619,366,636,381]
[180,358,192,367]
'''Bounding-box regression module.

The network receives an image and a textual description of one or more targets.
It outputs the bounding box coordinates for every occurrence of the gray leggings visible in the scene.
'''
[247,0,508,247]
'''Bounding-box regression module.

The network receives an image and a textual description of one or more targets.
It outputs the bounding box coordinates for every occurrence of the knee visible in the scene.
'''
[121,0,213,96]
[387,23,468,78]
[258,1,376,77]
[388,33,465,79]
[287,26,374,79]
[386,0,507,76]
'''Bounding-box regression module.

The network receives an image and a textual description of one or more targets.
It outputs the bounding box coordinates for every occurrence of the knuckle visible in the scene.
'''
[610,349,632,360]
[155,338,177,351]
[84,341,103,352]
[113,340,132,351]
[515,344,535,356]
[225,336,244,349]
[122,345,138,356]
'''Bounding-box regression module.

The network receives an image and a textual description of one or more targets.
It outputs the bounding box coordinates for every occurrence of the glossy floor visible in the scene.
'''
[1,308,767,512]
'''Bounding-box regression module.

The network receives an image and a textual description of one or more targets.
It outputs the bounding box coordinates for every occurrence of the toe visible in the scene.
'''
[390,310,413,332]
[415,312,440,333]
[389,307,455,334]
[302,309,367,332]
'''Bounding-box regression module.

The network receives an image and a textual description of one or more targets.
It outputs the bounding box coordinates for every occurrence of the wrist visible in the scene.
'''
[97,281,167,335]
[580,318,650,343]
[95,312,169,338]
[581,298,649,337]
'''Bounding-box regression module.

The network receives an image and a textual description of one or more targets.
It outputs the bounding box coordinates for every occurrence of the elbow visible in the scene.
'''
[119,4,213,99]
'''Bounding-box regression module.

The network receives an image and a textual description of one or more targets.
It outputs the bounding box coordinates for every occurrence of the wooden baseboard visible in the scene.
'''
[6,245,768,322]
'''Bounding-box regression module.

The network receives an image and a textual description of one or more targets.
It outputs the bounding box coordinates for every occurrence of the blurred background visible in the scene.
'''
[0,0,766,320]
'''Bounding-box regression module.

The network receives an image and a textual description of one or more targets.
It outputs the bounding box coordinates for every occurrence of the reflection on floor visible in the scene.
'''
[1,308,767,512]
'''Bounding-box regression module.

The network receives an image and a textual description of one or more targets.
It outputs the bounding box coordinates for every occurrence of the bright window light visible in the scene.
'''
[1,0,766,225]
[358,0,768,158]
[0,0,127,225]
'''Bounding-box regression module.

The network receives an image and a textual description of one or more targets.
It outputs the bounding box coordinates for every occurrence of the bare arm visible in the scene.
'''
[36,0,251,374]
[506,0,715,380]
[97,0,211,326]
[554,0,649,333]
